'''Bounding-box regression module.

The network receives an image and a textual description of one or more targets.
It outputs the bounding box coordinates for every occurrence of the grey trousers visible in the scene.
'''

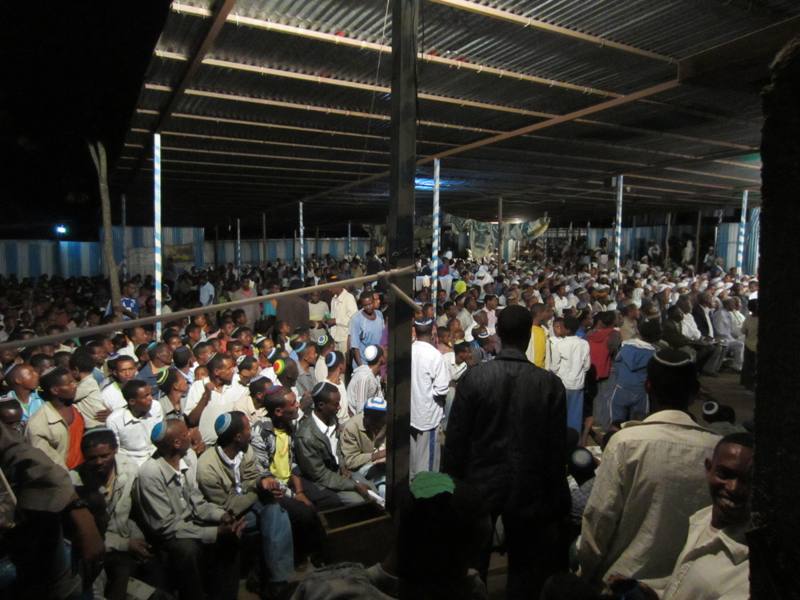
[409,424,442,480]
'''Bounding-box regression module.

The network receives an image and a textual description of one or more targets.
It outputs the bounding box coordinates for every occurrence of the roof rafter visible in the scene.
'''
[426,0,674,63]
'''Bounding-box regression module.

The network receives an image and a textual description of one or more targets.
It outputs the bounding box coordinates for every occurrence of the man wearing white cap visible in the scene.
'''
[341,396,387,498]
[346,345,384,416]
[410,319,450,479]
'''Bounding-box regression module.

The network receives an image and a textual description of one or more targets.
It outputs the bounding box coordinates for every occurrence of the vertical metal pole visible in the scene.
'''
[497,196,503,262]
[347,221,352,258]
[543,211,549,260]
[235,218,241,273]
[121,193,127,281]
[615,175,624,279]
[261,212,267,265]
[299,202,305,280]
[153,134,162,338]
[664,212,672,266]
[736,190,748,275]
[431,158,441,301]
[694,210,702,270]
[386,0,417,512]
[316,226,320,260]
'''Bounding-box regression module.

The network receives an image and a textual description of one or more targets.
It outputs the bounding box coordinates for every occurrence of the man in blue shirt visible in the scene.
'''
[7,364,44,421]
[349,291,385,369]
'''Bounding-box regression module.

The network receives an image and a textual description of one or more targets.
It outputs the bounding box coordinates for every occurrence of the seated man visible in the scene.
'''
[346,345,384,417]
[341,396,387,498]
[295,382,374,505]
[641,432,753,600]
[197,411,294,599]
[70,427,160,600]
[5,364,43,421]
[579,349,720,584]
[26,367,85,470]
[70,348,111,428]
[101,355,139,412]
[133,417,245,600]
[106,380,163,467]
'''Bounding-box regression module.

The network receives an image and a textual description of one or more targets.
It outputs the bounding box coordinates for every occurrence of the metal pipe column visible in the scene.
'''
[236,218,241,273]
[299,202,305,280]
[153,134,163,338]
[694,211,702,270]
[121,193,127,280]
[497,196,503,262]
[347,221,352,258]
[664,212,671,266]
[736,190,749,275]
[262,212,267,265]
[615,175,624,279]
[431,158,441,301]
[386,0,418,513]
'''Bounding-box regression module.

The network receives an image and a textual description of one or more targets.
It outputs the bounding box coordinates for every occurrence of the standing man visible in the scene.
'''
[578,348,720,584]
[199,273,216,307]
[348,291,385,369]
[550,316,591,434]
[525,304,552,369]
[327,276,358,355]
[410,319,450,478]
[443,305,569,599]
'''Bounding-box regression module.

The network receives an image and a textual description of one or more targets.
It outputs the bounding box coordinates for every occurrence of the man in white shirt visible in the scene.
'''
[410,319,451,479]
[327,279,358,354]
[199,274,215,307]
[711,298,744,372]
[641,432,753,600]
[579,348,720,584]
[106,379,163,466]
[102,355,139,412]
[549,316,590,434]
[346,345,384,416]
[184,353,242,444]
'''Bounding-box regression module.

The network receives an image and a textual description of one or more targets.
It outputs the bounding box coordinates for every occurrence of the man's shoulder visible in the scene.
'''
[137,457,164,480]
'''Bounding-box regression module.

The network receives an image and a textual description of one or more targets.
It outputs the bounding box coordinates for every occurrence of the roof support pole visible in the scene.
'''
[236,217,241,274]
[121,193,127,281]
[615,175,624,279]
[694,211,702,270]
[431,158,441,301]
[214,225,219,267]
[153,134,163,338]
[497,196,504,262]
[262,212,267,265]
[347,221,352,258]
[299,202,305,280]
[664,212,672,267]
[736,190,749,275]
[386,0,418,513]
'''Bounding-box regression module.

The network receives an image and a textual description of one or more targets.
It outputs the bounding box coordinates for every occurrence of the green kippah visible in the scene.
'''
[410,472,455,500]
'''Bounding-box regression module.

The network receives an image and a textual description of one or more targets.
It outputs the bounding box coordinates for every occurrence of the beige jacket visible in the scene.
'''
[75,375,107,428]
[196,445,263,517]
[26,402,73,468]
[340,413,386,471]
[579,410,719,582]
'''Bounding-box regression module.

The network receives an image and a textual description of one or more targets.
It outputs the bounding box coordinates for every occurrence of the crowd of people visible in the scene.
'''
[0,238,758,599]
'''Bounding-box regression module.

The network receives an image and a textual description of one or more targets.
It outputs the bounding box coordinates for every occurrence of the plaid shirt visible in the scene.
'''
[251,416,296,479]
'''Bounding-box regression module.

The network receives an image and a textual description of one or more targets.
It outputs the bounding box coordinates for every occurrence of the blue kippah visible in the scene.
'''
[215,412,233,435]
[151,421,167,443]
[325,352,338,368]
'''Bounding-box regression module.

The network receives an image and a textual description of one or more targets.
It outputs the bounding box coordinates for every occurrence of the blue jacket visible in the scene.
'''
[614,340,656,389]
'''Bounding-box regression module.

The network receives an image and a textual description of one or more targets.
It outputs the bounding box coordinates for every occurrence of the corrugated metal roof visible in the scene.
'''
[113,0,784,228]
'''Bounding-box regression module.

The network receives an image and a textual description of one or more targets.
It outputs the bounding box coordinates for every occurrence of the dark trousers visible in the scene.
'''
[160,537,239,600]
[277,496,324,562]
[103,551,164,600]
[299,477,344,511]
[477,514,567,600]
[741,347,757,389]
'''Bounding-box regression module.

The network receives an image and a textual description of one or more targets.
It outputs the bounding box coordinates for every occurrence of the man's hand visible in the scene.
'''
[95,408,112,423]
[68,507,105,579]
[371,449,386,462]
[220,511,235,525]
[354,482,371,499]
[261,477,284,499]
[294,491,314,508]
[129,538,154,560]
[218,517,247,539]
[204,380,217,393]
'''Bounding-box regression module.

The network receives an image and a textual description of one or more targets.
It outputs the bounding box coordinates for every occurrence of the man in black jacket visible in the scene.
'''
[443,304,570,600]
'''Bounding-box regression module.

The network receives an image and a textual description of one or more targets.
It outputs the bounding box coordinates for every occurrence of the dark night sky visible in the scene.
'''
[0,1,170,240]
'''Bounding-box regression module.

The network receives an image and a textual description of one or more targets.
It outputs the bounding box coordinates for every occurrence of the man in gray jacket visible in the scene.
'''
[133,417,245,599]
[295,382,373,505]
